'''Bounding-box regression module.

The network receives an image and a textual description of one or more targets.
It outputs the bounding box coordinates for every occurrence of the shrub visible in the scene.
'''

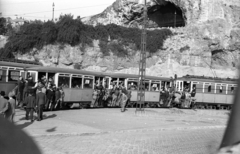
[1,14,173,58]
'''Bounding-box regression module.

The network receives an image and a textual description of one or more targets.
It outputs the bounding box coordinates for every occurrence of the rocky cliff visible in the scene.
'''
[18,0,240,78]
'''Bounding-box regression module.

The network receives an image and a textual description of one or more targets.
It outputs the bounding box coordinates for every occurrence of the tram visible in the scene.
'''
[176,75,238,109]
[0,59,40,95]
[1,59,238,109]
[24,66,171,107]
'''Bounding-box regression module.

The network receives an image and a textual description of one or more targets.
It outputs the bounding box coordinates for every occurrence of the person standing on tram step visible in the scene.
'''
[50,85,56,111]
[97,81,104,107]
[54,88,61,109]
[24,92,36,122]
[91,89,98,108]
[36,88,46,121]
[0,91,8,118]
[17,76,24,107]
[5,92,16,123]
[23,79,29,103]
[59,87,65,109]
[110,82,118,107]
[46,86,54,111]
[27,76,36,98]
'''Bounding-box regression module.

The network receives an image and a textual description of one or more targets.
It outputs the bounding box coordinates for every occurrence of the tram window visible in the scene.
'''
[72,77,82,89]
[27,72,36,81]
[127,81,138,90]
[208,85,211,92]
[104,78,110,89]
[58,76,70,88]
[0,70,7,82]
[219,86,223,93]
[150,83,160,91]
[83,78,93,89]
[145,82,150,91]
[8,70,20,81]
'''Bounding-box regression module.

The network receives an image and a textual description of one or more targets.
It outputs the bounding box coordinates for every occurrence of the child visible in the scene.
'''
[24,92,36,122]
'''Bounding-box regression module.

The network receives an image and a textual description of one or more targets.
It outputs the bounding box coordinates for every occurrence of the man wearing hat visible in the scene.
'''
[0,91,9,118]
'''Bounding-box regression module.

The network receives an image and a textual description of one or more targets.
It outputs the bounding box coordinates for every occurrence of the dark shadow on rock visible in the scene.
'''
[43,114,57,120]
[46,127,57,132]
[16,121,33,129]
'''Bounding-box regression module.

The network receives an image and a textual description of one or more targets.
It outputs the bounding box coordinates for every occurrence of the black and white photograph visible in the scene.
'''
[0,0,240,153]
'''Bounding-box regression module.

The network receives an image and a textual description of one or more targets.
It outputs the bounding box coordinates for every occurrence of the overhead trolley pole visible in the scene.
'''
[136,0,147,114]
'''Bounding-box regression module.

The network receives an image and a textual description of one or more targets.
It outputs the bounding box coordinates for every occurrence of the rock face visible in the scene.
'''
[19,0,240,78]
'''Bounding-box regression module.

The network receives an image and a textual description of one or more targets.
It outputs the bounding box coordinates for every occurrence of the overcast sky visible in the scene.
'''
[0,0,116,21]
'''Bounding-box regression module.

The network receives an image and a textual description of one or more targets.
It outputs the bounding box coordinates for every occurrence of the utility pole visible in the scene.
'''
[136,0,147,114]
[52,2,55,22]
[174,11,176,27]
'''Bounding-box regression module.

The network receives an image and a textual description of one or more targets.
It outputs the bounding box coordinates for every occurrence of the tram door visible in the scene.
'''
[110,78,118,88]
[94,77,105,88]
[104,77,111,89]
[25,71,38,82]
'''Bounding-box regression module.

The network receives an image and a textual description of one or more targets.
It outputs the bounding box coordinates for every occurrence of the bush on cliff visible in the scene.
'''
[2,14,172,58]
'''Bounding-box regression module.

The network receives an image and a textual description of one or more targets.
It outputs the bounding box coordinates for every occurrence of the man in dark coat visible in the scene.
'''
[17,76,24,107]
[0,91,8,118]
[27,76,36,97]
[54,88,61,109]
[46,87,54,110]
[23,79,29,102]
[24,92,36,122]
[36,88,46,121]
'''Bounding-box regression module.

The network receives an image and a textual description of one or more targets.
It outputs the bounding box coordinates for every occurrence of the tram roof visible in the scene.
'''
[26,66,107,76]
[178,75,238,84]
[0,61,40,68]
[105,72,170,81]
[26,66,170,81]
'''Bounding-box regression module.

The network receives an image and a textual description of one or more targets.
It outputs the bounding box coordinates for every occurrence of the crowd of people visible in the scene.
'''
[91,81,131,112]
[0,75,65,123]
[160,85,196,108]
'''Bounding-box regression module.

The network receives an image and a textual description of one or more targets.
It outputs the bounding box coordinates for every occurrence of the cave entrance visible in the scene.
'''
[147,2,185,28]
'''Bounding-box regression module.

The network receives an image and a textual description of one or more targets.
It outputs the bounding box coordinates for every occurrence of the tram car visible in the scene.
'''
[24,66,171,108]
[175,75,238,109]
[0,59,40,95]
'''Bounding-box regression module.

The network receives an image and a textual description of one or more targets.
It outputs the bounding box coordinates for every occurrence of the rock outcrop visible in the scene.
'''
[18,0,240,78]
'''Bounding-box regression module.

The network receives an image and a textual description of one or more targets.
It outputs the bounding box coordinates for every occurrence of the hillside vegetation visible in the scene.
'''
[0,15,172,58]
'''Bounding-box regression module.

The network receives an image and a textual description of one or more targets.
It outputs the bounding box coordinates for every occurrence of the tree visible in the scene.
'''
[41,21,58,44]
[0,17,7,35]
[56,14,84,46]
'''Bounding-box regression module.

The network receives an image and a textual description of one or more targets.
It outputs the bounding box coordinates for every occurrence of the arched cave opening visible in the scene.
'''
[147,2,185,28]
